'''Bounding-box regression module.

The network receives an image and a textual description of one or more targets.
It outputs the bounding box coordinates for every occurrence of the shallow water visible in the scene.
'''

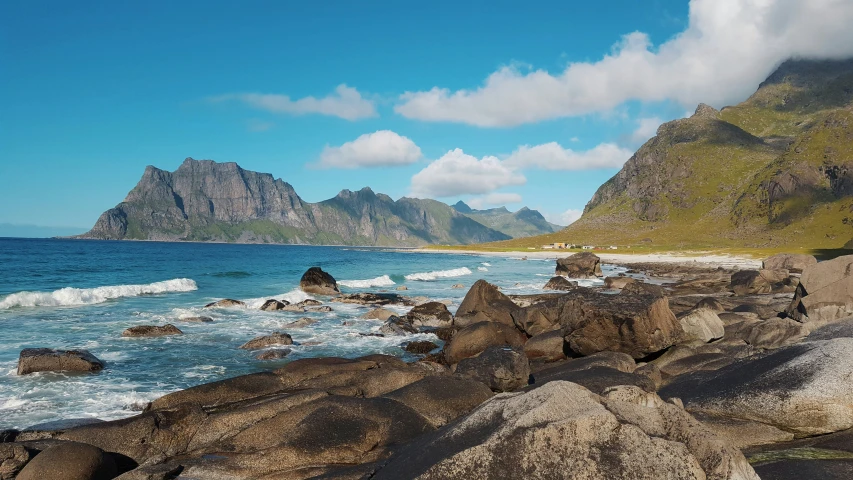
[0,238,624,429]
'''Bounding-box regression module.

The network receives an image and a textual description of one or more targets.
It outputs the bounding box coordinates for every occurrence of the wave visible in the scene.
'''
[242,289,314,309]
[0,278,198,310]
[477,267,488,272]
[405,267,472,281]
[338,275,396,288]
[481,262,492,267]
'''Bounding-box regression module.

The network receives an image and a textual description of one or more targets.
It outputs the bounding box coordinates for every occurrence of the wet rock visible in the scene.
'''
[604,276,636,289]
[256,349,291,360]
[333,292,404,306]
[204,298,246,308]
[523,329,567,362]
[444,321,527,365]
[404,341,439,354]
[360,308,397,321]
[396,285,408,291]
[379,316,418,336]
[762,253,817,274]
[283,317,317,329]
[730,269,789,295]
[179,316,213,323]
[299,267,340,295]
[308,305,333,312]
[260,299,288,311]
[239,332,293,350]
[382,376,494,428]
[451,284,464,289]
[787,255,853,324]
[455,345,530,392]
[17,349,104,375]
[555,252,603,278]
[0,443,33,480]
[454,280,520,328]
[281,304,305,312]
[543,276,578,291]
[678,308,725,343]
[121,324,183,337]
[16,441,117,480]
[298,299,323,307]
[406,302,453,328]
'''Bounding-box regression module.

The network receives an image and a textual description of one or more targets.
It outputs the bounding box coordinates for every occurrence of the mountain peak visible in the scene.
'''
[452,201,473,213]
[692,103,720,120]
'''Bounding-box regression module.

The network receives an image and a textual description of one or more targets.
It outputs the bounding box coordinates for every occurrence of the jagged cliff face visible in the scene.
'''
[80,159,513,246]
[554,58,853,250]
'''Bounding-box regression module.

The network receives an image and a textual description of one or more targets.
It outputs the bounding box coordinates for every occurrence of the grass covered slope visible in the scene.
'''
[452,202,561,238]
[478,58,853,253]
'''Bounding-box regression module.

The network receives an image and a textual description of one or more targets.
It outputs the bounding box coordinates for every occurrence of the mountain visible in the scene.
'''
[78,158,513,246]
[452,201,562,238]
[485,58,853,251]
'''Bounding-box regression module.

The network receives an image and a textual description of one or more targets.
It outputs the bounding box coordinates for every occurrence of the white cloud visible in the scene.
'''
[504,142,632,170]
[317,130,422,169]
[394,0,853,126]
[468,193,523,210]
[213,84,376,120]
[410,149,526,197]
[630,117,663,145]
[544,209,584,226]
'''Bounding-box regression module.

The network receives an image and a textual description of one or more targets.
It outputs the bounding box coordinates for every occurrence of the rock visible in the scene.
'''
[0,443,33,480]
[530,364,655,395]
[604,276,636,289]
[372,381,758,480]
[332,292,403,306]
[406,302,453,328]
[260,299,288,311]
[745,427,853,479]
[204,298,245,308]
[523,329,567,362]
[17,349,104,375]
[543,276,578,291]
[255,349,291,360]
[121,324,183,337]
[239,332,293,350]
[179,316,213,323]
[635,363,663,389]
[691,411,794,449]
[730,269,789,295]
[763,253,817,274]
[727,317,808,349]
[360,308,397,321]
[114,462,185,480]
[0,430,17,442]
[678,308,725,342]
[558,351,637,373]
[299,267,340,295]
[396,285,408,291]
[455,345,530,392]
[404,341,439,354]
[281,304,305,312]
[513,288,680,358]
[382,376,494,428]
[444,321,527,365]
[379,316,418,336]
[308,305,333,312]
[622,281,668,297]
[454,280,520,328]
[451,284,464,289]
[787,255,853,324]
[16,442,117,480]
[694,297,726,312]
[660,338,853,436]
[298,299,323,307]
[149,371,287,410]
[283,317,317,328]
[555,252,603,278]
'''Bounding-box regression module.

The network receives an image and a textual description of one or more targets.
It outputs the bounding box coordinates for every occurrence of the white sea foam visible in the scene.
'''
[338,275,396,288]
[405,267,472,281]
[477,267,488,272]
[481,262,492,267]
[0,278,198,310]
[242,289,315,309]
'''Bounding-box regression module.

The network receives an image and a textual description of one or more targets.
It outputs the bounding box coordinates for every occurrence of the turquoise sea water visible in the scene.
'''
[0,238,622,429]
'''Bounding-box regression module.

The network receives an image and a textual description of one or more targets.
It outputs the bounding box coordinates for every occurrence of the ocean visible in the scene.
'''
[0,238,622,429]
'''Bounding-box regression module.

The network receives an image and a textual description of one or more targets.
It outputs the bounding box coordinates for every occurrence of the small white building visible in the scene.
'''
[609,246,618,250]
[582,245,594,250]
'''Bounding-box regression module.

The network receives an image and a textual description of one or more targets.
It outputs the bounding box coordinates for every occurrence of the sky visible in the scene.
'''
[2,0,853,236]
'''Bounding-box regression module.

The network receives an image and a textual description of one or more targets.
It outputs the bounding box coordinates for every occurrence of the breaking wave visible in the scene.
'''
[0,278,198,309]
[478,267,488,272]
[405,267,472,281]
[338,275,396,288]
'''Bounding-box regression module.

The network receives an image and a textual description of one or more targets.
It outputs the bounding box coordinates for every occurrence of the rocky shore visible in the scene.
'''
[4,252,853,479]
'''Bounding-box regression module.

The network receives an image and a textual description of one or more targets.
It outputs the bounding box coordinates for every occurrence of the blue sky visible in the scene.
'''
[2,0,851,235]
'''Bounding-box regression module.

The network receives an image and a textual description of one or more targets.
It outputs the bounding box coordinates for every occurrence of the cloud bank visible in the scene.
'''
[410,149,526,197]
[213,84,376,120]
[318,130,422,169]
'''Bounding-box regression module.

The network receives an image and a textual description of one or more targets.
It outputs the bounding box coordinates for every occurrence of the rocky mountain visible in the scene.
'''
[78,158,516,246]
[492,58,853,250]
[452,201,562,238]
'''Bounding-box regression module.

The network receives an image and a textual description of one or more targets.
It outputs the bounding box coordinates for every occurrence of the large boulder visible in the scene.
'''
[605,276,636,289]
[787,255,853,324]
[660,338,853,436]
[121,324,182,337]
[382,376,494,428]
[239,332,293,350]
[678,308,725,343]
[299,267,340,295]
[260,299,288,311]
[16,442,117,480]
[454,280,520,328]
[622,281,668,297]
[455,345,530,392]
[17,349,104,375]
[204,298,245,308]
[360,308,397,321]
[512,288,680,358]
[0,443,33,480]
[371,381,758,480]
[530,364,655,395]
[444,321,527,365]
[379,316,418,336]
[523,329,567,362]
[556,252,603,278]
[406,302,453,328]
[543,276,577,291]
[763,253,817,274]
[730,269,789,295]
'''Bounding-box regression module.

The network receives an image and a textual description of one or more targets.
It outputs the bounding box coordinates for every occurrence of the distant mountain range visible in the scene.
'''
[489,58,853,251]
[77,159,558,246]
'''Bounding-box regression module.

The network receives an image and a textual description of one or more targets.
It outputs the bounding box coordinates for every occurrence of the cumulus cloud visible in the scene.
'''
[394,0,853,126]
[630,117,663,145]
[468,193,523,210]
[544,209,584,226]
[212,84,376,120]
[317,130,422,169]
[504,142,632,170]
[410,149,526,197]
